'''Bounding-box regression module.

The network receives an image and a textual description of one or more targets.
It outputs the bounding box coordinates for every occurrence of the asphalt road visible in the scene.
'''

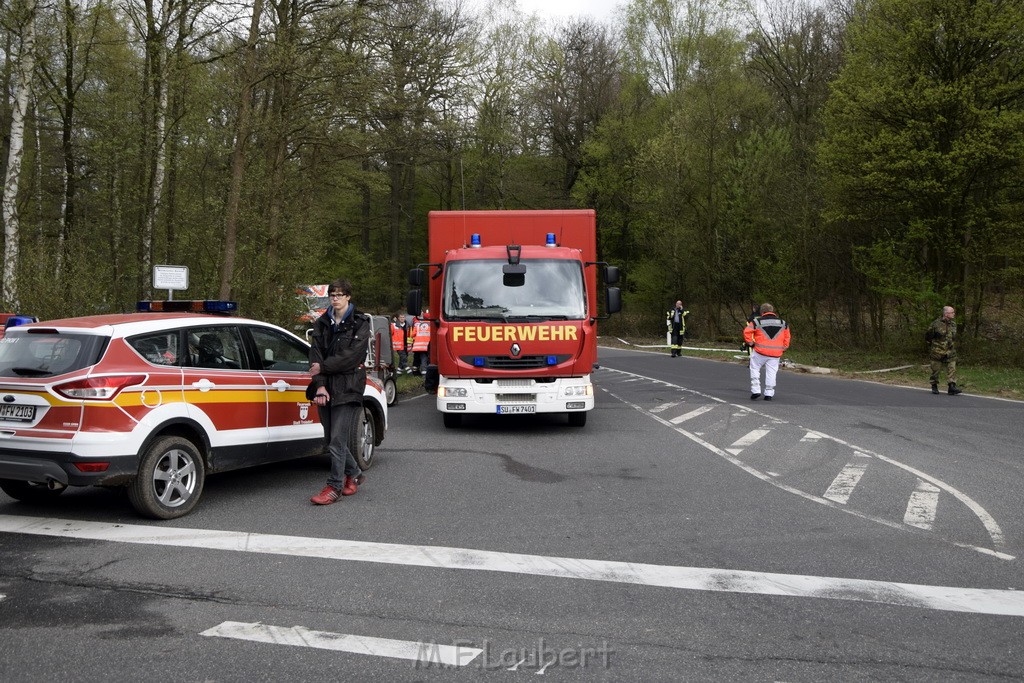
[1,346,1022,681]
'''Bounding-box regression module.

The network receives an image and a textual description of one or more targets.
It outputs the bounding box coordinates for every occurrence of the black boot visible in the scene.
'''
[931,383,939,394]
[948,383,962,395]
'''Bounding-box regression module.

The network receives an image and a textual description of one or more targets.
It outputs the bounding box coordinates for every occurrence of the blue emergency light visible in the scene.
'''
[473,357,486,367]
[546,355,557,365]
[137,300,238,315]
[470,233,482,247]
[545,233,557,247]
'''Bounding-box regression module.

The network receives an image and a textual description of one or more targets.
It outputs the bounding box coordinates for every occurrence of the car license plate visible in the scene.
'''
[0,404,35,422]
[497,405,536,414]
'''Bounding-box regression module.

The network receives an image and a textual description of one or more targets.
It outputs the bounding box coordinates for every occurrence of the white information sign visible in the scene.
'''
[153,265,189,291]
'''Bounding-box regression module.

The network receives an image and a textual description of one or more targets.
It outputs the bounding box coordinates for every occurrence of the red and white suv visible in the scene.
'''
[0,311,387,518]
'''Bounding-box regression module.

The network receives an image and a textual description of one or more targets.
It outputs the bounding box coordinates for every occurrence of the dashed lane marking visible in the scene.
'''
[650,401,683,414]
[726,429,771,455]
[669,405,714,424]
[201,621,482,666]
[598,367,1012,560]
[823,461,870,504]
[1,515,1022,617]
[905,480,941,530]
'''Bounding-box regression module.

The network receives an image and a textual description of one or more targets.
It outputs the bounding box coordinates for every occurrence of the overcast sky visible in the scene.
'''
[470,0,625,24]
[516,0,623,21]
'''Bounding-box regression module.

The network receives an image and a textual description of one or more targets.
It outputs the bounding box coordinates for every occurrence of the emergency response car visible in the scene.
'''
[0,305,387,519]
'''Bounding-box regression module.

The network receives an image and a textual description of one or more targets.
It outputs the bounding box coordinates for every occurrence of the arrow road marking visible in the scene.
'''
[1,515,1023,617]
[201,621,482,666]
[905,480,941,530]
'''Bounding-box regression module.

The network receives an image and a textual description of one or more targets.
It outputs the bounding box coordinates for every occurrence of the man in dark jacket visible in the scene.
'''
[308,278,371,504]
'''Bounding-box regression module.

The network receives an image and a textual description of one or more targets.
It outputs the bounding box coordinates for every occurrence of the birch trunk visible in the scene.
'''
[2,0,37,309]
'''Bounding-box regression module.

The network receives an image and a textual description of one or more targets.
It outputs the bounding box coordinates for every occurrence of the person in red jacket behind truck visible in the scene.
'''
[743,303,791,401]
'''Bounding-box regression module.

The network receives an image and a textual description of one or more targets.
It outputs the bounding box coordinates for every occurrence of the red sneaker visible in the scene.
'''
[310,485,341,505]
[342,475,361,496]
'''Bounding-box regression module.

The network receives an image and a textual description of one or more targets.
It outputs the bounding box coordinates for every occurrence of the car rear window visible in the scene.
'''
[0,330,108,377]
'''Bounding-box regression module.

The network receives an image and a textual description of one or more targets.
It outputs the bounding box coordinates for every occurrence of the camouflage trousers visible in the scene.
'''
[929,356,957,384]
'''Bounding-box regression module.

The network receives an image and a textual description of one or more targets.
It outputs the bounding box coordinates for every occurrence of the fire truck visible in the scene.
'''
[407,210,620,428]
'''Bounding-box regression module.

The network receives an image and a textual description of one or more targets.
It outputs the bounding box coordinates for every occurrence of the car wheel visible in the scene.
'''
[0,479,66,503]
[350,406,377,470]
[384,377,398,406]
[442,412,461,428]
[127,436,205,519]
[567,411,587,427]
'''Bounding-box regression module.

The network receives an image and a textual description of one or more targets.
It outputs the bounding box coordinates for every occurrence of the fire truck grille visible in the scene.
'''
[497,379,532,387]
[460,355,571,369]
[496,393,536,403]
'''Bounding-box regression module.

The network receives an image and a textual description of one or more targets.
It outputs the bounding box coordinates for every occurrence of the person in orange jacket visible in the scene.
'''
[390,315,408,373]
[411,314,431,375]
[743,303,791,401]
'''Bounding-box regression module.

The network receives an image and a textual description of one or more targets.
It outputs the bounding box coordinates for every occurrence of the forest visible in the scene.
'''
[0,0,1021,361]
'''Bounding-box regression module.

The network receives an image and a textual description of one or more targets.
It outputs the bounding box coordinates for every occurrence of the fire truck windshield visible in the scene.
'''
[444,259,586,321]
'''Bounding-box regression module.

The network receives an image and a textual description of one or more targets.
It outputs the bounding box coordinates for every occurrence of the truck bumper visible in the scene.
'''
[435,375,593,415]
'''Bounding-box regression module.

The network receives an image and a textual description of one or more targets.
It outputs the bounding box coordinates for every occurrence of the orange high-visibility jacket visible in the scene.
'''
[412,320,431,352]
[391,322,405,351]
[406,318,417,348]
[743,313,791,358]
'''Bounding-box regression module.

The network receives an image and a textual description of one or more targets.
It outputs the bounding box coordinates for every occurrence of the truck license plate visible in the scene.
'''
[497,405,536,414]
[0,404,35,422]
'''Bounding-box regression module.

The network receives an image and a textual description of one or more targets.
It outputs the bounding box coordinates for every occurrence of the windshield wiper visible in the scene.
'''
[11,367,51,376]
[506,314,570,321]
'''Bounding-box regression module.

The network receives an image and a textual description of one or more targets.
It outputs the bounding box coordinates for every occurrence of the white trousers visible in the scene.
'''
[749,351,780,396]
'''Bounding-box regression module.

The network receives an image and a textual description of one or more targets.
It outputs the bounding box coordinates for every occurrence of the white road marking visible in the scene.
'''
[823,462,868,504]
[801,431,823,443]
[650,401,683,414]
[602,367,1011,559]
[905,480,941,530]
[669,405,714,424]
[726,429,771,455]
[201,621,482,666]
[1,515,1022,617]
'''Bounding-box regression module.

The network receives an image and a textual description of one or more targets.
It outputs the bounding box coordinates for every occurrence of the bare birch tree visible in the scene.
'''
[2,0,37,309]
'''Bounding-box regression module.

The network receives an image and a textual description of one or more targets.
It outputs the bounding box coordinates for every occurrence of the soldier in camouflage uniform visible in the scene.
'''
[925,306,962,395]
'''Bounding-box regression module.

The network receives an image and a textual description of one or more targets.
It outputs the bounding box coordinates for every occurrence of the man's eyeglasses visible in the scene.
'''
[328,292,348,298]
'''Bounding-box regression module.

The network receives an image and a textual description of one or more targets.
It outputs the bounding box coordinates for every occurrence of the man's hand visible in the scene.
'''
[314,387,329,406]
[310,362,321,375]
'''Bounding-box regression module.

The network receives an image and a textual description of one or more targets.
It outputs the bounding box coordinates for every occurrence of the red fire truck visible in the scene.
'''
[407,210,620,427]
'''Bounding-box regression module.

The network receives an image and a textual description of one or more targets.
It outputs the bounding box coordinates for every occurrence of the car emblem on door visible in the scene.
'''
[299,403,309,420]
[510,343,521,357]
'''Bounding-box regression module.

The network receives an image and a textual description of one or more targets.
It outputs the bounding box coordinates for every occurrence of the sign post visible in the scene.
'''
[153,265,189,300]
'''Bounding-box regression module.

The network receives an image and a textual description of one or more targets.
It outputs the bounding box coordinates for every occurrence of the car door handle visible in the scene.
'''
[272,380,290,392]
[191,379,215,392]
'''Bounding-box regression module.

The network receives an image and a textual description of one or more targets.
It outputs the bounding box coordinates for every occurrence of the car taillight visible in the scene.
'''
[54,375,147,400]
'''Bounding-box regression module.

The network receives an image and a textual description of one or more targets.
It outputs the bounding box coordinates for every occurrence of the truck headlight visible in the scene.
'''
[439,387,468,398]
[563,385,592,397]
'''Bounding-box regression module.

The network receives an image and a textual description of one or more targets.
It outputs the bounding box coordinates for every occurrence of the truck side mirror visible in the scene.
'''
[606,287,621,314]
[408,268,424,287]
[605,266,620,285]
[406,289,422,317]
